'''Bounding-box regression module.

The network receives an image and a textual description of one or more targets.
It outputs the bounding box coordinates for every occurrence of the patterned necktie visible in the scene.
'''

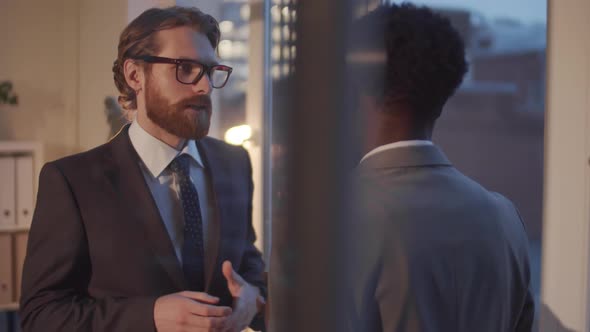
[169,154,205,291]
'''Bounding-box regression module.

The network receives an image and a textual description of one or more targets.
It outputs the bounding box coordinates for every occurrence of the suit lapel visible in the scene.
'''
[108,125,186,290]
[196,138,229,291]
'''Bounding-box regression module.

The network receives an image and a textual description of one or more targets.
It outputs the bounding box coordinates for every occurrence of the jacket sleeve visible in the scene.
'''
[514,220,535,331]
[505,195,535,332]
[19,162,158,332]
[515,285,534,331]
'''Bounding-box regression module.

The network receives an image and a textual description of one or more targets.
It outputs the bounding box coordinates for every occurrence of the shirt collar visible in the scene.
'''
[360,140,433,164]
[128,120,204,178]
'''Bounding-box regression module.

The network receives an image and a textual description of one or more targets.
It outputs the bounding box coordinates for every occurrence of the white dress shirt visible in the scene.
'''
[360,140,434,164]
[129,120,214,264]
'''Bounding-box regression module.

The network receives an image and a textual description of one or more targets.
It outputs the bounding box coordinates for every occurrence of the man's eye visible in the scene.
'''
[179,63,194,73]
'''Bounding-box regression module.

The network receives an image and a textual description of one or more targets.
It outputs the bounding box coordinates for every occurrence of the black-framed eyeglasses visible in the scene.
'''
[133,55,233,89]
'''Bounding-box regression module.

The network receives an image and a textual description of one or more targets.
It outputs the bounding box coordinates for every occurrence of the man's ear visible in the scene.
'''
[123,59,144,93]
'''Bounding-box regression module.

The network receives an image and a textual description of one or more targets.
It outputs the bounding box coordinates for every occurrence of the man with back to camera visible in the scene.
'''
[347,4,534,331]
[19,6,266,332]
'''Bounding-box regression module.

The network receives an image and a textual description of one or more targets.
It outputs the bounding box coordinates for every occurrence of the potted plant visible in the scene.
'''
[0,81,18,105]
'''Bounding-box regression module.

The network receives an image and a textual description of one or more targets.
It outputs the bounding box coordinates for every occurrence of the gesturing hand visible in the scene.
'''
[221,261,261,332]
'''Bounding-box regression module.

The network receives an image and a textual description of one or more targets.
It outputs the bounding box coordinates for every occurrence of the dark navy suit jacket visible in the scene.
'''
[19,125,266,331]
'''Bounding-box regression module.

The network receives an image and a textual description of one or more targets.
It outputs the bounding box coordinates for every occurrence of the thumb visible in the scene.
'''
[223,261,244,292]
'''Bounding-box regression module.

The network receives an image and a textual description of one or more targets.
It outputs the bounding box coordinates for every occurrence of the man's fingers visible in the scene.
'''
[186,300,233,317]
[180,291,220,304]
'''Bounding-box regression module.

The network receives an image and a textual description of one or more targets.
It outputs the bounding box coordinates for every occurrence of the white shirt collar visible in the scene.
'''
[360,140,433,164]
[128,120,204,178]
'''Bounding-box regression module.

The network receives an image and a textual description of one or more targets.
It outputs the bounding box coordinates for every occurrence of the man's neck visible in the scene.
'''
[363,126,432,157]
[362,101,435,154]
[136,111,186,150]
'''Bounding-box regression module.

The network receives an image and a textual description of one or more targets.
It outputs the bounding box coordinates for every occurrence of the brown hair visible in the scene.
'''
[112,6,220,110]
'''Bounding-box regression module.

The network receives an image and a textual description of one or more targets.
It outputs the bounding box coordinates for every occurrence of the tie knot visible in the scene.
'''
[169,154,191,177]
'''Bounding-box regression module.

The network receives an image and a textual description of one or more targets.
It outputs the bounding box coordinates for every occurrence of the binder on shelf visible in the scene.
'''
[0,141,42,310]
[0,234,14,305]
[16,155,34,226]
[14,232,28,302]
[0,157,16,227]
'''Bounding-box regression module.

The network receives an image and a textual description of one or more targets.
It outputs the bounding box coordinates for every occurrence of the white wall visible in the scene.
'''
[541,0,590,331]
[128,0,175,23]
[0,1,175,160]
[0,0,80,162]
[77,0,128,151]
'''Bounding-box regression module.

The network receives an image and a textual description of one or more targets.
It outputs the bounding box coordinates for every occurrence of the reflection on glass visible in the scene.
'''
[270,0,297,267]
[224,124,253,146]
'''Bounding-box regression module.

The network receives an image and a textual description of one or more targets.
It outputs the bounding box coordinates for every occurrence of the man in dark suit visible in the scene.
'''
[347,4,534,331]
[20,6,265,332]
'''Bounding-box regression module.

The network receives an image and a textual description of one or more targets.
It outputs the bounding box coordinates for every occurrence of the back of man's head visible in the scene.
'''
[350,3,468,122]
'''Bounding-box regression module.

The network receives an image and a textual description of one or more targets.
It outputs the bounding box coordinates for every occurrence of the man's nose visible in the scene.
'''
[192,73,212,95]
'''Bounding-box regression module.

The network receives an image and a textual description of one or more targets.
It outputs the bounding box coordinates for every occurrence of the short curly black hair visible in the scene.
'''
[349,3,468,120]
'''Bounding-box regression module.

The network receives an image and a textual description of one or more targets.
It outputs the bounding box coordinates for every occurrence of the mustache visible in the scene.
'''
[172,95,212,109]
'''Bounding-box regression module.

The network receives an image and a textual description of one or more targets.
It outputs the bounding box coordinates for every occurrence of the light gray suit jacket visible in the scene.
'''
[348,145,534,332]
